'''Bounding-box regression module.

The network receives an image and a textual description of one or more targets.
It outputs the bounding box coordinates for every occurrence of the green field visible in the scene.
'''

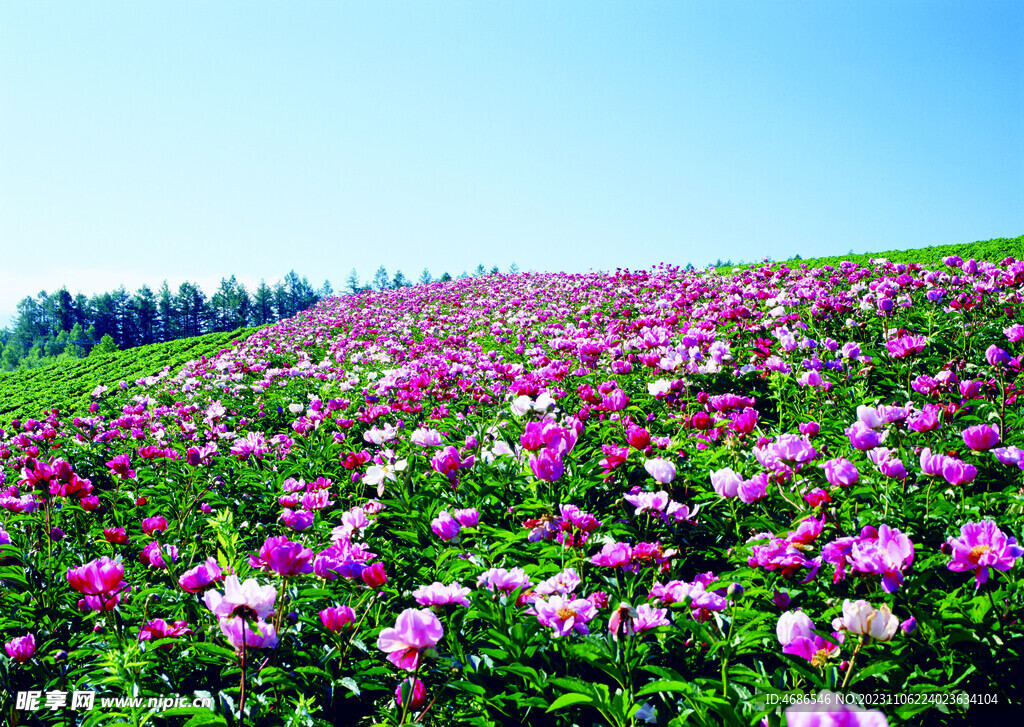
[0,326,258,424]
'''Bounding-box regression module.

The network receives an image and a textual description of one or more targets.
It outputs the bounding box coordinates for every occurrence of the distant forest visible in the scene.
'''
[0,263,512,371]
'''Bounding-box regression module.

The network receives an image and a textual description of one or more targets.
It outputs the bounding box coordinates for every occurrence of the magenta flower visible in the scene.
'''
[361,562,388,588]
[320,605,357,632]
[4,633,35,663]
[376,608,444,671]
[67,556,125,596]
[178,557,224,593]
[961,424,1000,451]
[941,457,977,486]
[138,619,191,646]
[105,454,136,479]
[534,594,597,637]
[529,449,564,482]
[885,334,927,358]
[141,516,168,535]
[946,520,1024,588]
[253,536,314,576]
[786,696,890,726]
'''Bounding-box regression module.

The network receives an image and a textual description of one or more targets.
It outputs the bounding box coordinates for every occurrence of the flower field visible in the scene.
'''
[2,253,1023,726]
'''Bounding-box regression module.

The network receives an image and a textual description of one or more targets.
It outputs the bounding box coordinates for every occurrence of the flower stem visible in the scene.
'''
[840,637,864,690]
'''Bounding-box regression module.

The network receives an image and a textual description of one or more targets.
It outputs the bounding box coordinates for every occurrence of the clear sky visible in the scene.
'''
[1,1,1021,326]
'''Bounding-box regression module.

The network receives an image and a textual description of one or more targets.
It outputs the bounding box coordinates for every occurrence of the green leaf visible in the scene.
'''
[546,692,594,712]
[636,680,693,697]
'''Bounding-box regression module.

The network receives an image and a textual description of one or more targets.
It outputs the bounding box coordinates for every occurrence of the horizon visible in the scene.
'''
[2,1,1022,327]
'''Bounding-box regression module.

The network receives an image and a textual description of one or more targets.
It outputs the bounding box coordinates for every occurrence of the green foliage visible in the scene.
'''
[0,327,258,424]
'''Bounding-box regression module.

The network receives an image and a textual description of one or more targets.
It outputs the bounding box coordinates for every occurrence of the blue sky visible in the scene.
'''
[1,1,1021,326]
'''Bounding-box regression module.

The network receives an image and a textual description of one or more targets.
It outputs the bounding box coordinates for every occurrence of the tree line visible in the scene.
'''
[1,263,516,371]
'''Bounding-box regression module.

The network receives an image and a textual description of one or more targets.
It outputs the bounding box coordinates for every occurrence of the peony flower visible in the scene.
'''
[178,557,224,593]
[831,600,899,642]
[376,608,444,671]
[4,633,35,663]
[643,458,676,484]
[203,575,277,621]
[534,594,598,637]
[67,556,125,596]
[961,424,1000,451]
[946,520,1023,588]
[412,581,471,607]
[710,467,742,498]
[320,605,357,632]
[219,617,278,653]
[395,678,427,710]
[430,511,461,541]
[252,536,314,577]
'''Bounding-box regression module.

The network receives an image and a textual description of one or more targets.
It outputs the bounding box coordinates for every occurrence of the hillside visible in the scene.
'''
[0,241,1021,726]
[0,327,257,424]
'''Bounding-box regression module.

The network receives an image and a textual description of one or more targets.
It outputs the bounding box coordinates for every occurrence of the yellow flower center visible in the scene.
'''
[811,649,831,668]
[968,545,992,565]
[556,606,577,621]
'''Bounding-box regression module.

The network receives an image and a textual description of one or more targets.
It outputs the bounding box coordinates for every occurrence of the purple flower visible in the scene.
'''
[430,511,461,541]
[280,509,316,531]
[845,421,881,450]
[985,344,1011,367]
[644,458,676,484]
[947,520,1024,588]
[253,536,314,577]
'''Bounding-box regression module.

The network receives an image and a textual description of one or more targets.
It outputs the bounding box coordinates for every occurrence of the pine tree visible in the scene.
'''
[418,268,432,285]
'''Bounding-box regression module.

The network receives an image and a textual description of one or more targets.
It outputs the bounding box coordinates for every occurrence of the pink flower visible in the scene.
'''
[138,619,191,646]
[845,421,881,450]
[986,344,1011,367]
[947,520,1024,588]
[476,567,531,594]
[534,594,597,637]
[608,602,669,640]
[412,581,471,607]
[280,509,315,530]
[203,575,277,621]
[941,457,977,486]
[376,608,444,671]
[776,611,842,665]
[590,541,634,568]
[4,633,35,663]
[823,458,859,487]
[67,556,125,596]
[178,557,224,593]
[139,541,178,569]
[395,678,427,710]
[710,467,741,498]
[643,457,676,484]
[219,617,278,652]
[961,424,1000,451]
[320,605,357,632]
